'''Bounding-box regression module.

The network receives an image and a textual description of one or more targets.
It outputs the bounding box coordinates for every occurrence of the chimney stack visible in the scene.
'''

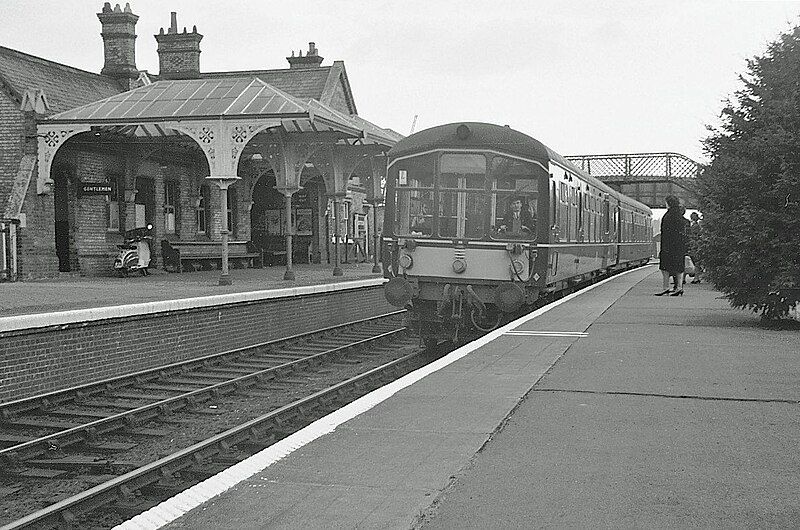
[97,2,139,90]
[154,12,203,80]
[287,42,324,69]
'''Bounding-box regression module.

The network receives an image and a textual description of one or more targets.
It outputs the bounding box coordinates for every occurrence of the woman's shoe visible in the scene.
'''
[670,289,684,296]
[654,290,672,296]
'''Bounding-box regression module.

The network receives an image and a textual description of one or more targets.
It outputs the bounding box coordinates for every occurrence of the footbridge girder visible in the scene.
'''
[565,152,704,209]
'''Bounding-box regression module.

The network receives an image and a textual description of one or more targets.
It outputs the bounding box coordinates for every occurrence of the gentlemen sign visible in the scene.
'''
[79,184,113,197]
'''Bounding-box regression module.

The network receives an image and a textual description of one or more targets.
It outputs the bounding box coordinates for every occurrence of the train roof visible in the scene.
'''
[388,122,651,214]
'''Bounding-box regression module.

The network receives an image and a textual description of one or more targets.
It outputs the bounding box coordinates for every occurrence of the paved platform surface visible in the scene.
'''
[0,262,381,317]
[139,265,800,530]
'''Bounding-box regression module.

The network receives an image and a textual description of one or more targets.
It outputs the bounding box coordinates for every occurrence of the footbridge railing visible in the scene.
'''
[565,152,704,208]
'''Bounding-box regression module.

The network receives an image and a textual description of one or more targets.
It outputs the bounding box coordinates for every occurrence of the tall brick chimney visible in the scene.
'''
[155,12,203,80]
[97,2,139,90]
[287,42,324,69]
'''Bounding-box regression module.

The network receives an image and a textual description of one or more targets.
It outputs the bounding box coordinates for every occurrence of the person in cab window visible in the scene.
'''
[499,196,535,237]
[411,204,431,235]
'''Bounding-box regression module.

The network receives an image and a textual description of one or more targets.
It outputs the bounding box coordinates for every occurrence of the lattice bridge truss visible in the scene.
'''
[565,152,704,209]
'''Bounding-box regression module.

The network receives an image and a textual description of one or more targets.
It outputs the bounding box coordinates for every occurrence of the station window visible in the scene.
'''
[107,173,122,232]
[196,185,209,235]
[164,180,178,234]
[227,186,237,237]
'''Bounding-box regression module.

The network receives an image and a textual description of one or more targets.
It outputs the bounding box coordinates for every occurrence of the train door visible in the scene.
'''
[614,204,621,264]
[577,190,584,242]
[550,180,559,242]
[600,195,611,267]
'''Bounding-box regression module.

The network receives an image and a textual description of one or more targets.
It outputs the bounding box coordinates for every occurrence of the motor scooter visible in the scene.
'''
[114,225,153,276]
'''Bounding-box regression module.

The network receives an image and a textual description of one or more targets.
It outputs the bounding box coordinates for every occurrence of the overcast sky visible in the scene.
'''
[1,1,798,162]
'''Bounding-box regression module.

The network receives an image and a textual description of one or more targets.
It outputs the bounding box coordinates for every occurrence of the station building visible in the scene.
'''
[0,2,399,281]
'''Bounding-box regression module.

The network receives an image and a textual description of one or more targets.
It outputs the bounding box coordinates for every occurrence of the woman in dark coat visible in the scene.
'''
[656,195,687,296]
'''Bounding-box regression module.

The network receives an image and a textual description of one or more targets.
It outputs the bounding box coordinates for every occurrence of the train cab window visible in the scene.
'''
[391,154,435,236]
[438,154,486,239]
[489,156,540,241]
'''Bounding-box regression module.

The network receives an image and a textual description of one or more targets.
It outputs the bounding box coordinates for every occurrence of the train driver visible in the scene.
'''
[410,203,432,235]
[499,195,535,237]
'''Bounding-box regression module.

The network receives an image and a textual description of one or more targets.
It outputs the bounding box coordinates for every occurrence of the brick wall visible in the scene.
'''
[0,91,23,197]
[0,285,395,405]
[2,94,62,278]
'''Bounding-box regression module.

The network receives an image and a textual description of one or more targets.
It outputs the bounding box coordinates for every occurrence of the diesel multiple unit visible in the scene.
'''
[382,122,652,347]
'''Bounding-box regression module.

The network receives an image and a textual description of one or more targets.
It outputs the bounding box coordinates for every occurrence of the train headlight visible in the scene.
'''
[399,253,414,269]
[510,259,525,275]
[452,258,467,273]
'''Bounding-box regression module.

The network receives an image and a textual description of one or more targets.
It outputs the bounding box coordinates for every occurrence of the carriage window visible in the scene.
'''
[490,156,541,241]
[438,154,486,239]
[392,154,435,236]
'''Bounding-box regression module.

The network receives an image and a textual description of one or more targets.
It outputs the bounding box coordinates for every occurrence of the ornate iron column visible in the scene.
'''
[277,187,300,280]
[207,175,240,285]
[366,155,386,273]
[330,195,344,276]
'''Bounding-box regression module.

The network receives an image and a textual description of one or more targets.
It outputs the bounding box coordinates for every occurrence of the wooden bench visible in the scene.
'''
[161,240,262,272]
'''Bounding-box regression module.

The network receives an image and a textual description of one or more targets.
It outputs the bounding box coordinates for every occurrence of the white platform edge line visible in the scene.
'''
[0,278,386,333]
[114,266,651,530]
[504,331,588,336]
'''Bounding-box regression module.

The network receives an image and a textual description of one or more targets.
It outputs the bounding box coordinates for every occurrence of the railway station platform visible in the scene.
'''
[118,264,799,529]
[0,262,391,405]
[0,262,382,318]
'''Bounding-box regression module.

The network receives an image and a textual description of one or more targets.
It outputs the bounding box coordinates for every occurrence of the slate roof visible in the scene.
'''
[0,46,123,115]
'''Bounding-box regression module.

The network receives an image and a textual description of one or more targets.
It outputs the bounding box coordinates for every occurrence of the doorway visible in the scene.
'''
[53,165,73,272]
[135,177,155,228]
[250,172,316,265]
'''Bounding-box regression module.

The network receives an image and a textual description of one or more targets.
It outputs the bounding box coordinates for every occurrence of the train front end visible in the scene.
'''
[381,123,551,347]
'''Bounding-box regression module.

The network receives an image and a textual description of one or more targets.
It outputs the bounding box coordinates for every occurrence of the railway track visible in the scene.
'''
[0,311,431,529]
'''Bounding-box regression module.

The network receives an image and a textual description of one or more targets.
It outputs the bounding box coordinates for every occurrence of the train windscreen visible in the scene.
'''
[490,156,540,241]
[393,154,435,237]
[438,154,486,239]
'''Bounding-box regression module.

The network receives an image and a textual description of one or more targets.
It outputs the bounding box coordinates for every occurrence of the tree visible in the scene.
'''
[700,26,800,320]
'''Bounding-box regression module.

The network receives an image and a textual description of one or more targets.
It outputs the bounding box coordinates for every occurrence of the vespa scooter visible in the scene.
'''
[114,225,153,276]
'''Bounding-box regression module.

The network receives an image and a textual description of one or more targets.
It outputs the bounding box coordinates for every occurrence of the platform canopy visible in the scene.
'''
[36,77,402,194]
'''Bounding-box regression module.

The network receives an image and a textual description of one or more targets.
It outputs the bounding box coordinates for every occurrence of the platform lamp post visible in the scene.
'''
[207,174,240,286]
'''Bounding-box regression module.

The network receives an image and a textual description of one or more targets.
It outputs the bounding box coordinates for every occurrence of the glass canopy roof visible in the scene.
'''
[48,78,310,121]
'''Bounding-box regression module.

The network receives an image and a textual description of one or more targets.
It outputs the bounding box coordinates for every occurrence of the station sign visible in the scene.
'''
[79,183,113,197]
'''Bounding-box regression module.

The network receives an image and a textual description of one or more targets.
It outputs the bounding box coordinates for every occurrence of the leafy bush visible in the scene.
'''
[700,26,800,320]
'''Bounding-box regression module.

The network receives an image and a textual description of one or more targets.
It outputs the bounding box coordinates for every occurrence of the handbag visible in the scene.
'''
[684,255,696,276]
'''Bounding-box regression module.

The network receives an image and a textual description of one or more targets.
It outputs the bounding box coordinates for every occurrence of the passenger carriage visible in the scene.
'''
[382,123,652,347]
